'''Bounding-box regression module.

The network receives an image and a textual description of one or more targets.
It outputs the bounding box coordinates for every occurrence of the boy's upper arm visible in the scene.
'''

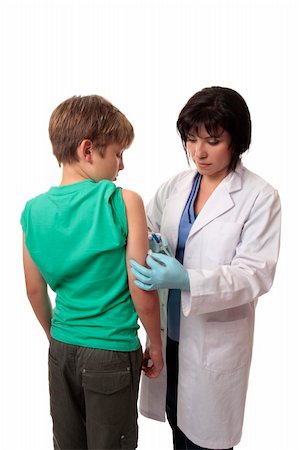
[23,234,47,294]
[121,189,148,273]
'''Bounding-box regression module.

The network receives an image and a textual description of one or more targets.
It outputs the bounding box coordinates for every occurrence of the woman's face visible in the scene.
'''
[186,124,232,180]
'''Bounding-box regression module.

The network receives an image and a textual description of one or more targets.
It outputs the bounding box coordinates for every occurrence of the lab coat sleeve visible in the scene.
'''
[182,189,281,316]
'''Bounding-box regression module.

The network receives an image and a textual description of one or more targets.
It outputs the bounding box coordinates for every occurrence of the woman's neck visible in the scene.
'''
[200,172,228,193]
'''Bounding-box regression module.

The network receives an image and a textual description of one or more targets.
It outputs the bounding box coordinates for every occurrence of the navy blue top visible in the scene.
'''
[167,173,201,341]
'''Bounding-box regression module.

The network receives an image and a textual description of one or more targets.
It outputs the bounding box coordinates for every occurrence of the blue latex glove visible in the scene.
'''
[130,252,190,291]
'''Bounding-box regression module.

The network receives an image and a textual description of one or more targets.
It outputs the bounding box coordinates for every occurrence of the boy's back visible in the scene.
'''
[21,178,140,351]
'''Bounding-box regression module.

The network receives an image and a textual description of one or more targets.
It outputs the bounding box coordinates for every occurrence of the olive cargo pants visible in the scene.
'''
[48,338,142,450]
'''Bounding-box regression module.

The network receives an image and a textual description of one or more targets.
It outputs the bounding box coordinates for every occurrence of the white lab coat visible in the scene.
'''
[139,163,281,449]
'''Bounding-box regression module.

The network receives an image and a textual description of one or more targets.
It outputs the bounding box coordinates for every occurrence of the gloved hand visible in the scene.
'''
[130,252,190,291]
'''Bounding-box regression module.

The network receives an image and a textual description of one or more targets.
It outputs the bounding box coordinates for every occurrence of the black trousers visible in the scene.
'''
[166,337,233,450]
[48,338,142,450]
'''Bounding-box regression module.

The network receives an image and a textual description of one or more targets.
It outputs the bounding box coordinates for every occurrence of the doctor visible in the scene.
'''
[130,87,281,450]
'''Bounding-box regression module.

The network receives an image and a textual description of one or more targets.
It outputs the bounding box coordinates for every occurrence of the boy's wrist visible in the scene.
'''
[148,341,162,352]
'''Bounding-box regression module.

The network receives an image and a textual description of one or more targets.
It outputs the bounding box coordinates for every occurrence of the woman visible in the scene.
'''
[130,87,281,450]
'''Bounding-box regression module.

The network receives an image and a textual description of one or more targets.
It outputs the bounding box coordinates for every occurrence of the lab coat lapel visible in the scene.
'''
[164,171,196,247]
[189,166,243,237]
[167,171,197,215]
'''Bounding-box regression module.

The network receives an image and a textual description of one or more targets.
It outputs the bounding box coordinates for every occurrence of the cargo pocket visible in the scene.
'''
[82,368,132,426]
[82,368,131,394]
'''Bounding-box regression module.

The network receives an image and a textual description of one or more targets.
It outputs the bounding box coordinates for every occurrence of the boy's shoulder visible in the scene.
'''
[21,190,50,230]
[121,188,142,203]
[25,179,118,204]
[23,189,51,210]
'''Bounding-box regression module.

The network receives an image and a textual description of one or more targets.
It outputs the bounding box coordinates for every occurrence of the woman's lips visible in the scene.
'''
[197,162,211,167]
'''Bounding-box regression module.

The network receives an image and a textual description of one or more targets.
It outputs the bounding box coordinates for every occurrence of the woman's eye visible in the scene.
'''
[186,137,196,143]
[208,139,220,146]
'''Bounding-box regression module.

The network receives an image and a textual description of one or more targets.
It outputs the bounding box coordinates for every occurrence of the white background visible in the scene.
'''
[0,1,298,449]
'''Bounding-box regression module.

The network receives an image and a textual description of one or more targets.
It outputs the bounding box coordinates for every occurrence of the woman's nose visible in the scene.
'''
[194,142,207,159]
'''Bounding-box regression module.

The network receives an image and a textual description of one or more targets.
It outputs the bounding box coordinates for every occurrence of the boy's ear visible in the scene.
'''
[78,139,93,162]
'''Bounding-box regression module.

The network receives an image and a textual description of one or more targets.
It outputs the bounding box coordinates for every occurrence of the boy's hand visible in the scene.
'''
[142,346,163,378]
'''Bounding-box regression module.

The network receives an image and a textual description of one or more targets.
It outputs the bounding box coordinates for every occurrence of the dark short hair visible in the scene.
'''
[177,87,251,171]
[49,95,134,165]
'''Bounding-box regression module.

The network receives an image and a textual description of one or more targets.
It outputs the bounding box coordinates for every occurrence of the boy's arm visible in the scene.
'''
[122,189,163,379]
[22,234,53,341]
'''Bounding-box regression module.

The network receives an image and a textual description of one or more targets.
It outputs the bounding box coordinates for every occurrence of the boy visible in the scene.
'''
[21,95,163,450]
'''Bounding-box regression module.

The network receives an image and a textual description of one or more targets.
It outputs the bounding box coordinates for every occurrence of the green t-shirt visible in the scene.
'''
[21,179,140,351]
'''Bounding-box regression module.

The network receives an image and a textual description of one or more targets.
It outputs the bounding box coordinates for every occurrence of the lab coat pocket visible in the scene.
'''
[203,318,250,373]
[205,221,243,264]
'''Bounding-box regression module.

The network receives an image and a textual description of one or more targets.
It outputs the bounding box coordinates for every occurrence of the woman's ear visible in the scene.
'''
[78,139,93,162]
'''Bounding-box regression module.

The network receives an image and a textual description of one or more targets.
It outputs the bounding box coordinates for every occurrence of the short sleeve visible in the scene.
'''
[20,203,28,233]
[110,187,128,238]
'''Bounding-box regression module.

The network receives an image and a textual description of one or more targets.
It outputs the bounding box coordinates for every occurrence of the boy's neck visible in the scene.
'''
[60,164,90,186]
